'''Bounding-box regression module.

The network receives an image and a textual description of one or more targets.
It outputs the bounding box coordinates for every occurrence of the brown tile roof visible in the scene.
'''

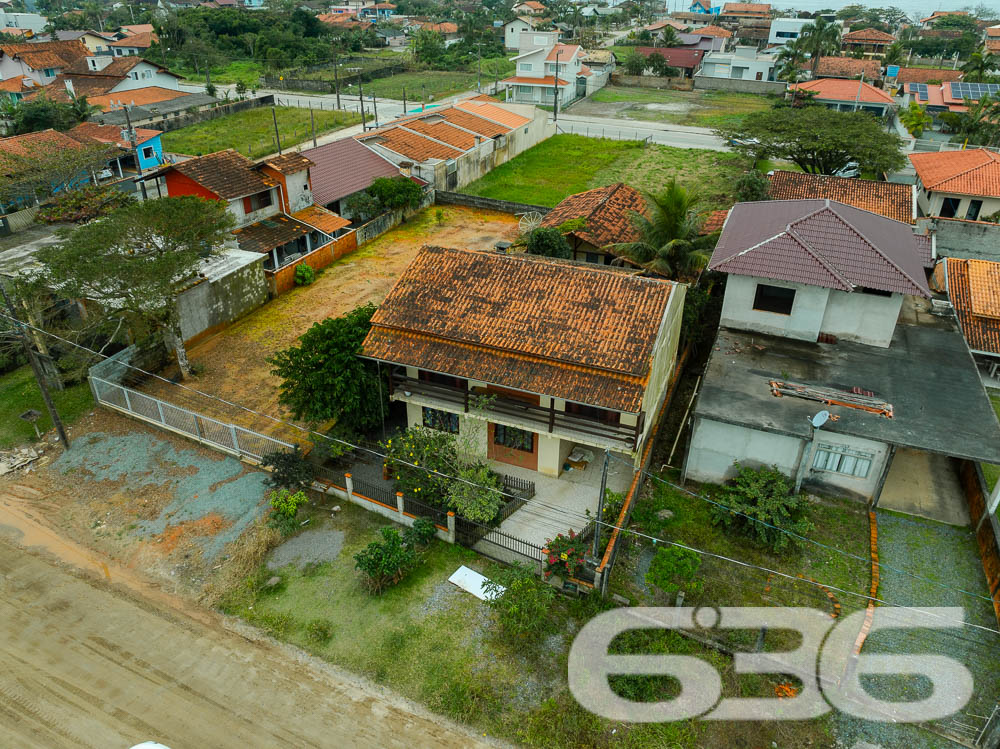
[420,21,458,33]
[721,2,770,14]
[0,129,90,170]
[945,257,1000,355]
[987,25,1000,38]
[698,24,734,38]
[893,67,964,84]
[791,77,894,104]
[233,214,313,254]
[69,121,160,147]
[708,200,931,297]
[454,99,531,129]
[767,171,914,224]
[262,152,313,175]
[919,10,967,23]
[0,76,35,93]
[358,126,464,162]
[118,23,155,35]
[841,28,895,43]
[634,46,705,69]
[291,204,351,234]
[169,149,272,200]
[988,39,1000,53]
[109,31,157,48]
[362,246,676,412]
[814,56,881,79]
[701,209,729,235]
[0,40,88,71]
[540,183,646,248]
[301,137,399,206]
[89,85,188,110]
[909,148,1000,199]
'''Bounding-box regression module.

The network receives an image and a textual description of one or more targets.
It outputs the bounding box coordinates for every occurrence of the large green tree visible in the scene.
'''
[961,46,1000,83]
[716,107,907,176]
[267,303,387,435]
[775,38,808,83]
[36,197,236,378]
[610,180,716,279]
[0,140,118,209]
[799,16,842,75]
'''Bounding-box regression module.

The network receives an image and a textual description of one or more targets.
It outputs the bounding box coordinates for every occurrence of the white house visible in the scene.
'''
[504,16,538,50]
[0,10,47,33]
[767,17,814,46]
[698,46,776,81]
[502,32,602,107]
[910,148,1000,221]
[0,39,87,86]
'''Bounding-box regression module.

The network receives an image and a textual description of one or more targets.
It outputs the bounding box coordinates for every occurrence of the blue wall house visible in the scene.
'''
[69,121,164,174]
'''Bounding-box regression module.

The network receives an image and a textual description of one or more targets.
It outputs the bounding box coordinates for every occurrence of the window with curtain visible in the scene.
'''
[812,443,874,479]
[422,407,459,434]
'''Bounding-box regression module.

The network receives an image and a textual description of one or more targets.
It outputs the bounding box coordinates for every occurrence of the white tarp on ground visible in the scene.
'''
[448,565,503,601]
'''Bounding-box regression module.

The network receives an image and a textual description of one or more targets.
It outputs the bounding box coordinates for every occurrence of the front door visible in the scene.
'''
[576,77,587,99]
[488,423,539,471]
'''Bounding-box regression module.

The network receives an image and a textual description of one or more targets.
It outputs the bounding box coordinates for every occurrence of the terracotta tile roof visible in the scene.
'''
[697,24,734,38]
[545,43,581,61]
[708,199,931,297]
[454,99,531,129]
[362,246,676,412]
[791,77,894,104]
[842,28,895,43]
[893,67,963,84]
[420,22,458,33]
[634,46,705,68]
[987,25,1000,38]
[69,121,160,147]
[119,23,155,35]
[987,39,1000,53]
[169,149,273,200]
[518,1,545,9]
[909,149,1000,199]
[501,74,570,86]
[301,137,399,206]
[262,152,313,175]
[291,204,351,234]
[109,31,156,48]
[814,56,881,79]
[540,183,646,248]
[701,209,729,235]
[233,214,314,254]
[89,86,188,110]
[945,257,1000,355]
[722,2,770,13]
[0,40,88,71]
[0,76,35,93]
[0,129,90,170]
[434,107,509,137]
[767,171,914,224]
[398,118,478,150]
[358,126,464,162]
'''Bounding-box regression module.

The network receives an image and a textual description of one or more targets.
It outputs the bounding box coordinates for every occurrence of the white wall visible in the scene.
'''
[283,170,312,213]
[768,17,813,46]
[109,63,181,92]
[720,275,832,341]
[0,11,47,33]
[820,290,902,348]
[226,186,280,228]
[638,281,686,460]
[505,20,534,49]
[919,188,1000,221]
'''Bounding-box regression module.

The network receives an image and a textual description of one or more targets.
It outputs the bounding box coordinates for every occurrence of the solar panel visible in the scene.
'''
[907,82,928,101]
[950,81,1000,100]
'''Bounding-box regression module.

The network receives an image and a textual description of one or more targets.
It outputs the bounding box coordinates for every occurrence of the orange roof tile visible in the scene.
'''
[0,40,87,71]
[262,152,313,175]
[0,129,91,169]
[119,23,155,35]
[790,77,894,105]
[545,43,581,61]
[291,204,351,234]
[909,149,1000,199]
[455,99,532,129]
[501,75,569,86]
[722,2,770,12]
[814,56,881,79]
[420,21,458,33]
[89,86,187,110]
[967,259,1000,319]
[893,67,963,84]
[69,121,160,147]
[361,246,675,412]
[0,77,35,93]
[987,25,1000,38]
[987,39,1000,52]
[945,257,1000,354]
[842,28,895,43]
[698,24,734,38]
[359,126,464,162]
[700,209,729,235]
[399,118,477,150]
[109,31,156,48]
[767,170,914,224]
[540,183,647,249]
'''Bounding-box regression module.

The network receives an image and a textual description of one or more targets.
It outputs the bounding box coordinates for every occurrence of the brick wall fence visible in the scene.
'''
[267,231,358,296]
[436,190,551,216]
[693,75,787,95]
[610,74,694,90]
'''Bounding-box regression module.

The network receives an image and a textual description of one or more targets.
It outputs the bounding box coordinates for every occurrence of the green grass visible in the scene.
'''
[299,70,482,101]
[0,365,93,449]
[461,133,750,209]
[587,86,776,129]
[175,60,264,86]
[161,106,361,157]
[982,394,1000,490]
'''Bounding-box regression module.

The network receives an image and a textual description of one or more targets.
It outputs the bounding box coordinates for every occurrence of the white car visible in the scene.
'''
[95,167,114,180]
[833,161,860,179]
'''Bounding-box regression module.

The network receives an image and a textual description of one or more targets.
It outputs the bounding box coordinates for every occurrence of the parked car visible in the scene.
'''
[833,161,860,178]
[95,167,114,181]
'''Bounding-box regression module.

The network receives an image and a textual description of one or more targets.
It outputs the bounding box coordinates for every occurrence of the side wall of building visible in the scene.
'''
[177,256,269,343]
[820,290,903,348]
[720,275,832,341]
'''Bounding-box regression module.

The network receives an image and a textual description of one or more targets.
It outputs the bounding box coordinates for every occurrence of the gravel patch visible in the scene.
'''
[267,529,344,570]
[634,546,655,596]
[419,580,463,617]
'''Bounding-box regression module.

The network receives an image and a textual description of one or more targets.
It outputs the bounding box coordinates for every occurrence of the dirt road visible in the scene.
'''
[0,533,496,748]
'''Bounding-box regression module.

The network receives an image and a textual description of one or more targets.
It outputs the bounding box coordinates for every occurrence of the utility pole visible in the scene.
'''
[591,449,609,559]
[402,85,407,114]
[477,40,482,92]
[0,280,69,451]
[553,47,561,123]
[358,78,366,129]
[333,49,342,110]
[271,106,282,154]
[371,93,378,127]
[309,102,317,147]
[122,105,147,201]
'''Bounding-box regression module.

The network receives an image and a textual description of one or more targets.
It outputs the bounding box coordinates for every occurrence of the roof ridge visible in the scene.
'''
[783,223,854,290]
[921,149,997,189]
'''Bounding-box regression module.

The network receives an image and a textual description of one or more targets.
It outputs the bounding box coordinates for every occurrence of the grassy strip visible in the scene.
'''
[0,365,93,449]
[588,86,776,129]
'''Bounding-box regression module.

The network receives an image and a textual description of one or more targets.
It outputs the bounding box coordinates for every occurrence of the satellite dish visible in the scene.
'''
[811,410,830,429]
[519,211,543,233]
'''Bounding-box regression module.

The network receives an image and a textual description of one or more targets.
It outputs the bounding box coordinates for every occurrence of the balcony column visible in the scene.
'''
[548,399,555,433]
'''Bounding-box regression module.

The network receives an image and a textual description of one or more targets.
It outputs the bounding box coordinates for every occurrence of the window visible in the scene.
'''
[519,62,533,71]
[43,68,55,77]
[967,199,983,221]
[940,197,961,218]
[423,407,459,434]
[585,251,600,264]
[752,284,795,315]
[251,190,272,211]
[494,424,534,452]
[141,145,154,160]
[776,30,798,38]
[860,287,892,297]
[518,85,533,94]
[812,443,874,478]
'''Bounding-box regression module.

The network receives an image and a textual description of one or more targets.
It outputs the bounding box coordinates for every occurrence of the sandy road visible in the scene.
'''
[0,530,496,748]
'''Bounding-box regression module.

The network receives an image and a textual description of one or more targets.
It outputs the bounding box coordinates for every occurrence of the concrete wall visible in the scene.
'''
[694,75,787,94]
[609,74,694,90]
[820,290,902,348]
[917,216,1000,260]
[435,190,550,215]
[177,255,269,344]
[801,431,889,499]
[638,281,686,459]
[918,188,1000,222]
[721,275,832,341]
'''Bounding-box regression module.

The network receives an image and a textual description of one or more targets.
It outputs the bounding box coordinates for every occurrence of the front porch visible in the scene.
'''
[232,214,333,271]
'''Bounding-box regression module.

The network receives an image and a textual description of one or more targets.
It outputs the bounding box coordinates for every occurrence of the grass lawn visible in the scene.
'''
[0,365,93,449]
[586,86,776,129]
[175,60,264,86]
[982,394,1000,490]
[302,70,482,101]
[461,133,750,209]
[161,106,361,156]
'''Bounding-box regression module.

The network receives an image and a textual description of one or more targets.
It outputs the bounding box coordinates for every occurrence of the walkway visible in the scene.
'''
[878,449,970,526]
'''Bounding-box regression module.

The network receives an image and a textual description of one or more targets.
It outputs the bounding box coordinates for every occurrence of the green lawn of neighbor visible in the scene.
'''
[301,70,483,102]
[982,394,1000,490]
[161,106,361,157]
[176,60,264,87]
[461,133,750,209]
[588,86,776,129]
[0,365,93,449]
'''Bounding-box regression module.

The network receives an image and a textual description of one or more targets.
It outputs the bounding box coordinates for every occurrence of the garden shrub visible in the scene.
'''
[36,184,135,224]
[354,526,416,594]
[734,169,770,202]
[344,191,381,222]
[483,563,554,639]
[645,546,702,596]
[261,446,315,491]
[542,529,587,580]
[382,427,459,509]
[294,263,316,286]
[403,516,438,547]
[305,618,334,644]
[267,488,308,536]
[367,176,423,210]
[710,463,814,551]
[525,226,571,259]
[446,463,504,523]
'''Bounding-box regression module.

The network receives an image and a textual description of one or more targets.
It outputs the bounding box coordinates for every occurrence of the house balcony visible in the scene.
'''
[389,374,644,454]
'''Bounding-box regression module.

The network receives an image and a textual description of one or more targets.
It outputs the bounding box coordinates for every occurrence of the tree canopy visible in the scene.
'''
[525,227,572,259]
[716,107,907,176]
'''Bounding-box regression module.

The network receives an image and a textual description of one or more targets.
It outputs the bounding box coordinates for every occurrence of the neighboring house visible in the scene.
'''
[919,10,967,29]
[645,19,689,42]
[767,17,812,46]
[935,257,1000,380]
[512,0,546,15]
[812,56,881,81]
[419,22,460,44]
[375,27,406,47]
[504,16,537,49]
[670,11,717,29]
[719,2,770,24]
[910,148,1000,221]
[317,13,373,31]
[109,31,157,57]
[698,45,776,81]
[0,40,88,86]
[0,10,47,34]
[357,97,554,190]
[77,30,119,54]
[790,78,895,116]
[538,182,646,265]
[503,33,600,106]
[891,67,963,85]
[841,27,895,55]
[68,120,163,172]
[0,128,102,210]
[581,49,616,74]
[689,24,732,41]
[680,200,1000,516]
[117,24,156,37]
[689,0,716,13]
[632,46,705,78]
[902,81,998,121]
[90,89,217,128]
[674,30,728,51]
[149,149,350,275]
[767,170,915,224]
[300,136,401,219]
[62,56,181,93]
[0,74,38,104]
[360,2,395,19]
[360,246,686,477]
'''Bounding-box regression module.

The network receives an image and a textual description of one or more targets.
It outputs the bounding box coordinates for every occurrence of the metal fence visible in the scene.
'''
[351,477,396,507]
[89,376,294,461]
[556,122,653,144]
[502,474,536,500]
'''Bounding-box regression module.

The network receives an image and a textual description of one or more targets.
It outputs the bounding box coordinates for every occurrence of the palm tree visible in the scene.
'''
[799,17,842,76]
[609,180,716,279]
[69,94,99,123]
[882,42,904,67]
[775,38,808,83]
[898,101,933,138]
[961,46,1000,83]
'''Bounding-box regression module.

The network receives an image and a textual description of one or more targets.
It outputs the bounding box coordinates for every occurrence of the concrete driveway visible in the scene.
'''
[878,448,970,526]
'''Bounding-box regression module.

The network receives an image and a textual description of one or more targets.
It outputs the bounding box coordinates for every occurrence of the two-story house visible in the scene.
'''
[361,246,686,479]
[504,16,538,50]
[910,148,1000,222]
[503,32,595,106]
[682,199,1000,524]
[0,40,88,87]
[108,31,157,57]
